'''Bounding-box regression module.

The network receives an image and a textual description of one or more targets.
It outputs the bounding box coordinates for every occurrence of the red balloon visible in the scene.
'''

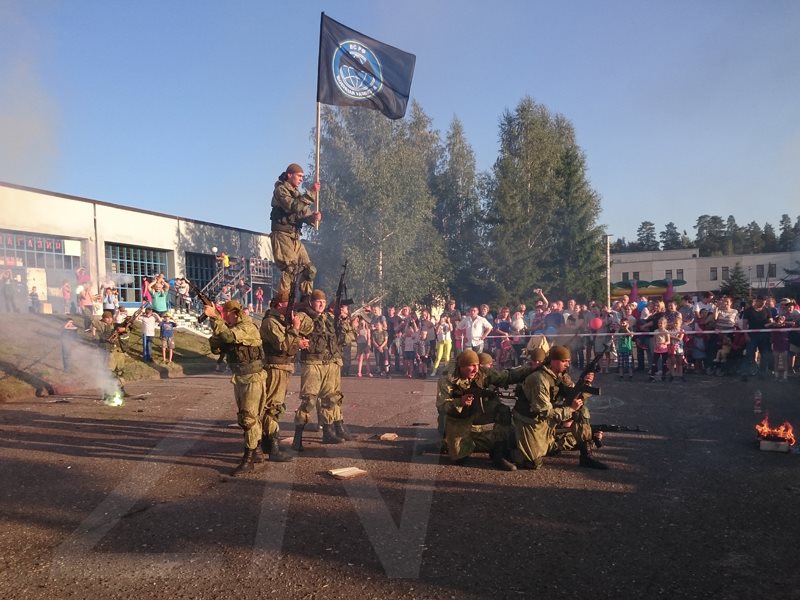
[590,317,603,330]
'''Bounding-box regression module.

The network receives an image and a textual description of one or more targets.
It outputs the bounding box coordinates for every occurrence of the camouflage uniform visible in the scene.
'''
[512,366,595,468]
[260,308,303,439]
[270,179,318,297]
[437,365,532,466]
[291,306,354,447]
[208,313,267,453]
[93,319,127,391]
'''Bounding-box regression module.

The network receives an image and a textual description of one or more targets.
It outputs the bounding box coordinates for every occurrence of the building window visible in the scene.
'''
[676,269,684,280]
[0,228,82,274]
[185,252,217,291]
[665,269,672,280]
[722,267,729,281]
[710,267,718,281]
[105,242,168,303]
[768,263,776,278]
[632,271,640,280]
[756,264,764,279]
[622,272,629,281]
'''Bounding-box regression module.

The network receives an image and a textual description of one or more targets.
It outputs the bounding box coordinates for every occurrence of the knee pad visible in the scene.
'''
[298,393,317,412]
[238,410,258,431]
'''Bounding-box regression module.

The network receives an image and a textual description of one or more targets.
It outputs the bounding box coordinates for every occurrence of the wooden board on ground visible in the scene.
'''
[327,466,368,480]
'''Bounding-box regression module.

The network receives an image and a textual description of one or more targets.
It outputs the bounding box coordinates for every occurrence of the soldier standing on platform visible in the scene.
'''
[270,163,321,298]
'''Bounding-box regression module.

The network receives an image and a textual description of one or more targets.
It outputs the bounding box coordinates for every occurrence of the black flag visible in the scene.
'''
[317,13,416,120]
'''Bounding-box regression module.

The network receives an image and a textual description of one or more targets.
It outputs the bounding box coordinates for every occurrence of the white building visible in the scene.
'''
[0,181,274,311]
[611,247,799,296]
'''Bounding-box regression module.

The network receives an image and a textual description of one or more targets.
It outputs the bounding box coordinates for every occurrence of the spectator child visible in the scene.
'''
[372,321,389,377]
[650,317,670,382]
[617,319,634,380]
[667,315,686,382]
[254,287,264,314]
[159,312,177,363]
[415,334,430,378]
[29,286,41,313]
[402,321,419,378]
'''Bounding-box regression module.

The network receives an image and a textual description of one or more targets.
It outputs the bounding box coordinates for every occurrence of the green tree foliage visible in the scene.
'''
[762,222,778,252]
[659,222,683,250]
[541,144,605,301]
[719,262,751,303]
[694,215,727,256]
[431,117,484,303]
[313,102,448,305]
[743,221,764,254]
[483,97,605,303]
[636,221,659,250]
[779,214,797,251]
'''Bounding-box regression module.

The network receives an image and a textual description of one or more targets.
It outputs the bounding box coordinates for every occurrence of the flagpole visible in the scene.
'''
[314,101,321,230]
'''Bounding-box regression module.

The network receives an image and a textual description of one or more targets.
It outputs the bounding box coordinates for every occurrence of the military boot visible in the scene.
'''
[321,423,345,444]
[490,443,517,471]
[333,420,357,441]
[291,424,305,452]
[267,435,293,462]
[578,442,608,470]
[231,449,256,476]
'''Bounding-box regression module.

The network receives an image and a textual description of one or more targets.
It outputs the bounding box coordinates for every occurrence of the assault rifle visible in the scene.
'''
[183,278,220,323]
[333,260,353,334]
[561,343,609,404]
[592,424,648,433]
[109,302,146,343]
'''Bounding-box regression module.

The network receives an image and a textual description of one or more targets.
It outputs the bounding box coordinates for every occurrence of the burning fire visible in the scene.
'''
[755,416,796,446]
[103,391,125,407]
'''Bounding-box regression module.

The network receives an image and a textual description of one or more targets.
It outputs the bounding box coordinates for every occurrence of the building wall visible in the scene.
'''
[611,247,799,296]
[1,182,273,308]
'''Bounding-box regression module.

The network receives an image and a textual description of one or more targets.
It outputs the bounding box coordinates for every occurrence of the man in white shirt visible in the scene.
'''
[136,306,161,362]
[457,306,493,354]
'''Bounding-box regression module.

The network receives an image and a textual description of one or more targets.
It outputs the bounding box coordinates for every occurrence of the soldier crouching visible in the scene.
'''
[512,345,608,470]
[436,349,533,471]
[206,300,268,476]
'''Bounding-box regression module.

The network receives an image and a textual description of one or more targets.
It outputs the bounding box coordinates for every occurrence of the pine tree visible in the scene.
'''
[314,102,448,305]
[636,221,659,250]
[779,214,798,251]
[431,117,484,304]
[659,222,682,250]
[719,262,750,303]
[762,222,778,252]
[744,221,764,254]
[541,143,605,300]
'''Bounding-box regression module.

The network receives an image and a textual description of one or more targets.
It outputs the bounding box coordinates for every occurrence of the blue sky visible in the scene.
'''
[1,0,798,243]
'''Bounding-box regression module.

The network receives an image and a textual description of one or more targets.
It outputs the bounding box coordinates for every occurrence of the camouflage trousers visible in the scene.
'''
[295,362,343,426]
[513,407,592,464]
[232,370,268,450]
[445,417,513,461]
[262,367,289,439]
[108,348,127,387]
[271,230,316,298]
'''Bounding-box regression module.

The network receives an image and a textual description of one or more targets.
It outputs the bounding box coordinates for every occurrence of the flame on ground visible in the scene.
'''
[755,416,796,446]
[103,391,125,407]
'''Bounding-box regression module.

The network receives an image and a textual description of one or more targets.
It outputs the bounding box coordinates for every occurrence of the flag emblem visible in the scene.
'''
[332,41,383,100]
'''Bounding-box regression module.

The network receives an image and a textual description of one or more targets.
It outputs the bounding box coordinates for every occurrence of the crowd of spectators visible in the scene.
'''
[344,290,800,383]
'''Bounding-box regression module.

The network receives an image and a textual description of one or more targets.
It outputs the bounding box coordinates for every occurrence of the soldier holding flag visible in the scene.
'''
[270,163,321,299]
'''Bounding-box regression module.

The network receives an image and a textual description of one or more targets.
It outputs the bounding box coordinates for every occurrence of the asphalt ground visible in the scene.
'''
[1,369,800,599]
